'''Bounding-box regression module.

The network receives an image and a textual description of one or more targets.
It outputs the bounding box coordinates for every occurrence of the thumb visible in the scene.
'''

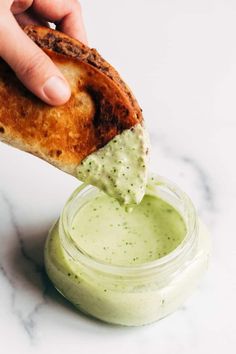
[0,13,71,106]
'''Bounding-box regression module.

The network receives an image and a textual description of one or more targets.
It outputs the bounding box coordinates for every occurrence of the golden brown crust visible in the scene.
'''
[24,25,142,119]
[0,26,143,175]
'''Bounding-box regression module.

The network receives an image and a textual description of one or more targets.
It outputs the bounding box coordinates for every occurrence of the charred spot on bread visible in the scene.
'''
[24,26,142,120]
[0,26,144,175]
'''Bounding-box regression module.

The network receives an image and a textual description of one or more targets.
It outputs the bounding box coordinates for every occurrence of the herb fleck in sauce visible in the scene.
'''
[70,192,186,266]
[76,124,149,205]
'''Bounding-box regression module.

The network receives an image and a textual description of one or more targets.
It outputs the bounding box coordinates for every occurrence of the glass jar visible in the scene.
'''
[44,175,210,326]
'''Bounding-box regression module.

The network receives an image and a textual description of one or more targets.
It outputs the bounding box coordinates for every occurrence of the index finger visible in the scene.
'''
[32,0,88,44]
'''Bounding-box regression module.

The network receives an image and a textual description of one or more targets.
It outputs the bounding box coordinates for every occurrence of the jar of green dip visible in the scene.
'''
[44,175,210,326]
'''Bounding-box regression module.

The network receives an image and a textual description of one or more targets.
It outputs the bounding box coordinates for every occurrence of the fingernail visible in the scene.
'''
[43,76,71,105]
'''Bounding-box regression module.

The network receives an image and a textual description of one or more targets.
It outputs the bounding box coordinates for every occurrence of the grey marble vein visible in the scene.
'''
[180,156,215,211]
[1,193,42,270]
[0,263,34,339]
[0,192,48,342]
[150,132,216,214]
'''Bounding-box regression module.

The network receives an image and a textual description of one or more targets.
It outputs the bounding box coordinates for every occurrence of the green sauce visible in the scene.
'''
[45,181,210,326]
[76,124,150,205]
[70,192,186,266]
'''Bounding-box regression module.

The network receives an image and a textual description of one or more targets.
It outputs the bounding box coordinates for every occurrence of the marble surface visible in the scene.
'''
[0,0,235,353]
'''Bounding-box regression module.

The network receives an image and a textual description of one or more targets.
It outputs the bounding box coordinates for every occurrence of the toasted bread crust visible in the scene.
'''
[24,25,142,118]
[0,26,143,175]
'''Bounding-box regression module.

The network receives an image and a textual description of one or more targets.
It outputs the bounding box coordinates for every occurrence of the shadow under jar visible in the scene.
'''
[44,175,210,326]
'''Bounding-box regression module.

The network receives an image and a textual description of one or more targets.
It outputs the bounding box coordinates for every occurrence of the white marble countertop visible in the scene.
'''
[0,0,235,353]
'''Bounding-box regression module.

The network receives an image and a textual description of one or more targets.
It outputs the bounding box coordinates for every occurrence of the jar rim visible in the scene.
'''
[59,174,198,276]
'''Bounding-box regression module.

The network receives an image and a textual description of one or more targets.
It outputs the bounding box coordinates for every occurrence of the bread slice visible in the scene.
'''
[0,25,143,176]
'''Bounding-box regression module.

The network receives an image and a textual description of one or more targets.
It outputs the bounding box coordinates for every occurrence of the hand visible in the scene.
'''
[0,0,87,105]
